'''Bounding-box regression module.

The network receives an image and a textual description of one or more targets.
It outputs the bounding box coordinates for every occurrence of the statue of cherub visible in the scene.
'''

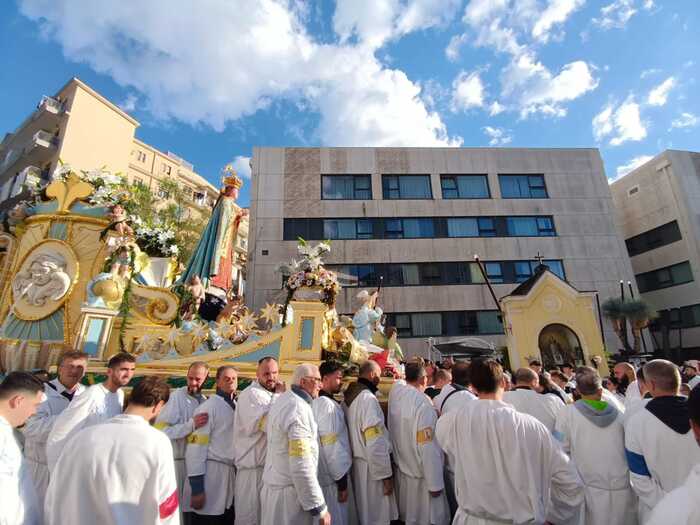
[180,275,206,320]
[7,203,29,235]
[108,203,134,238]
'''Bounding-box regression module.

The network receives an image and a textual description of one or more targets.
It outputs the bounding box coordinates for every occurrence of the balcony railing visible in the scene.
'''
[38,96,64,114]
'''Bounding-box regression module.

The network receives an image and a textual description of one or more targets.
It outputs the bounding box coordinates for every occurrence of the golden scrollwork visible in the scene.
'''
[45,173,94,213]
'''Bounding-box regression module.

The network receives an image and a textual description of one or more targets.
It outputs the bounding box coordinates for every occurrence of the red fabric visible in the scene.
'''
[159,489,179,520]
[370,349,390,370]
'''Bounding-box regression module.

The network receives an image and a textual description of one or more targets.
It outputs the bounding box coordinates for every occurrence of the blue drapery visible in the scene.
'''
[177,196,223,287]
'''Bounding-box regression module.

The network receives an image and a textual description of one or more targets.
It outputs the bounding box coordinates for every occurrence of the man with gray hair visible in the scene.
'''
[261,363,329,525]
[554,367,636,524]
[625,359,700,523]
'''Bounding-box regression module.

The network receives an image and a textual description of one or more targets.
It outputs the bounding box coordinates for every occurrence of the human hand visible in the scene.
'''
[190,493,205,510]
[382,477,394,496]
[193,413,209,429]
[274,380,286,393]
[318,510,331,525]
[337,489,348,503]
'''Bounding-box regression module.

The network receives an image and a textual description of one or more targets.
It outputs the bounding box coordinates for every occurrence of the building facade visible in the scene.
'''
[248,147,639,358]
[610,150,700,358]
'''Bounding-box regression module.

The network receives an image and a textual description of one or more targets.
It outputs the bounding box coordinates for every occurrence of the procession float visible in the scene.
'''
[0,164,402,389]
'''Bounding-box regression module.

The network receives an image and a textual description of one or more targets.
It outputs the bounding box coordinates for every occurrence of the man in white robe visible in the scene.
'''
[615,362,642,411]
[46,351,136,471]
[503,367,563,432]
[436,358,583,524]
[45,377,179,525]
[433,361,477,416]
[553,366,637,525]
[344,360,398,525]
[388,362,449,525]
[647,384,700,525]
[0,372,44,525]
[261,364,330,525]
[155,361,209,525]
[22,350,87,507]
[185,366,237,524]
[312,360,354,525]
[625,360,700,523]
[232,356,284,525]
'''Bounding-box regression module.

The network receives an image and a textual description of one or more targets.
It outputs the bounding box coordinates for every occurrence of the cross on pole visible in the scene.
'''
[534,252,545,266]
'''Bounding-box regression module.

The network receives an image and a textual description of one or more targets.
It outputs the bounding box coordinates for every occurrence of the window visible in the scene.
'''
[384,218,434,239]
[411,313,442,336]
[441,175,490,199]
[162,164,172,175]
[447,218,478,237]
[499,174,548,198]
[393,314,412,337]
[158,186,170,199]
[420,264,442,285]
[386,310,502,337]
[625,221,683,257]
[382,175,432,199]
[137,151,147,162]
[132,177,143,186]
[477,311,503,334]
[485,262,504,283]
[636,261,694,293]
[506,216,555,236]
[324,219,358,240]
[322,175,372,200]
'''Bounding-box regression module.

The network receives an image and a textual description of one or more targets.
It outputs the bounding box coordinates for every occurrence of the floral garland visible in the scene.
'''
[131,217,179,258]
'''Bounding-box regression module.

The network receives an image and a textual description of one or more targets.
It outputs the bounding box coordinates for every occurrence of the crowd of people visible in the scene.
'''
[1,350,699,525]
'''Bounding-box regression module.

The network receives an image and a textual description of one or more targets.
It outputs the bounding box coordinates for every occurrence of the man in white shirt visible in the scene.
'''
[388,362,449,525]
[22,350,87,507]
[312,360,353,525]
[46,351,136,471]
[45,376,179,525]
[261,363,330,525]
[614,362,642,410]
[432,361,477,416]
[0,372,45,525]
[625,360,700,523]
[554,366,637,524]
[647,383,700,525]
[503,367,563,432]
[232,356,284,525]
[436,358,583,524]
[683,361,700,390]
[185,366,237,524]
[155,361,209,525]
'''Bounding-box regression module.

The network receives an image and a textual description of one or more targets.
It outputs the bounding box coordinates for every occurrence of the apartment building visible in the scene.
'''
[248,147,639,358]
[610,150,700,358]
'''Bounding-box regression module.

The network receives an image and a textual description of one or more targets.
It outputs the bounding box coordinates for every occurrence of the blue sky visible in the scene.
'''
[1,0,698,207]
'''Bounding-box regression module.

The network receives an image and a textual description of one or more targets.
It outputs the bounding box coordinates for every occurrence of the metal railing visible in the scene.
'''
[39,96,63,113]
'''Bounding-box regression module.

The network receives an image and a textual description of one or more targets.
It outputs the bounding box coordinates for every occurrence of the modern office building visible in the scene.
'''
[610,150,700,358]
[248,147,639,358]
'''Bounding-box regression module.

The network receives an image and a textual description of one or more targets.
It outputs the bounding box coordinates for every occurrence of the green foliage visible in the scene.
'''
[601,297,625,320]
[622,299,658,323]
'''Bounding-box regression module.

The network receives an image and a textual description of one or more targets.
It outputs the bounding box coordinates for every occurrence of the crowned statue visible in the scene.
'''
[178,165,248,295]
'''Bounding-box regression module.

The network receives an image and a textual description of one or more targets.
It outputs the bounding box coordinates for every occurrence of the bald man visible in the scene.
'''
[503,368,563,432]
[625,360,700,523]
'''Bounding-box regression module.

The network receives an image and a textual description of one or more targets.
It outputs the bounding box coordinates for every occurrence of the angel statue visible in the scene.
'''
[352,290,383,348]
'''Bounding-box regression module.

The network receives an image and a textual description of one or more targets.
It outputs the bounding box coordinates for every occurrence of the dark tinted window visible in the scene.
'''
[322,175,372,200]
[499,174,548,198]
[625,221,682,257]
[441,175,489,199]
[382,175,432,199]
[636,261,694,293]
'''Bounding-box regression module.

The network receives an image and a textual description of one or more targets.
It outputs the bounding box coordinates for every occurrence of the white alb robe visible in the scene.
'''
[0,415,41,525]
[503,387,563,432]
[554,401,638,525]
[46,382,123,472]
[184,394,236,516]
[232,380,277,525]
[346,386,398,525]
[433,384,477,416]
[44,414,179,525]
[624,381,642,411]
[624,401,700,522]
[312,394,354,525]
[261,389,326,525]
[388,383,449,525]
[646,463,700,525]
[22,379,84,506]
[436,399,583,525]
[154,387,206,504]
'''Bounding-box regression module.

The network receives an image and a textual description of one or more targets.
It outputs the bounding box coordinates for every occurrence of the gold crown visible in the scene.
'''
[221,164,243,189]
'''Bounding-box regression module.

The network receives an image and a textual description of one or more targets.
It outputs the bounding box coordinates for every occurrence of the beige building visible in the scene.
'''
[610,150,700,358]
[249,147,639,358]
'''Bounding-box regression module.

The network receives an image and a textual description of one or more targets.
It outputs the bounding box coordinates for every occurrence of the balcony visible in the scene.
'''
[0,130,58,180]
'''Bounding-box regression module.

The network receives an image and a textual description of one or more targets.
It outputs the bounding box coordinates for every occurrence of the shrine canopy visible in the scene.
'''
[500,264,609,375]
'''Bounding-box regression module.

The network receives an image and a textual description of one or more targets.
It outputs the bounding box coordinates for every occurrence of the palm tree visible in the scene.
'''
[622,299,657,354]
[602,297,631,353]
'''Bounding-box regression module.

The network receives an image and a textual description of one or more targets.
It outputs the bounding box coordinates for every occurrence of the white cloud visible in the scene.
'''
[593,0,637,29]
[612,155,653,182]
[118,93,138,112]
[647,76,675,106]
[20,0,461,147]
[231,155,252,179]
[670,112,699,129]
[532,0,585,43]
[482,126,512,146]
[489,101,505,115]
[450,71,486,112]
[445,33,468,62]
[593,97,647,146]
[640,68,661,79]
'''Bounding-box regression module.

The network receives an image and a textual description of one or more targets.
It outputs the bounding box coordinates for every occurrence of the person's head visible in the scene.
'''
[0,372,45,428]
[292,363,322,398]
[319,360,344,395]
[32,370,50,383]
[575,366,603,400]
[561,363,575,378]
[257,356,280,392]
[385,326,397,340]
[680,384,691,397]
[106,352,136,390]
[614,362,635,386]
[470,358,505,398]
[682,361,698,381]
[689,385,700,446]
[514,367,539,389]
[186,361,209,395]
[503,371,512,391]
[528,359,542,375]
[643,360,681,397]
[126,376,170,424]
[57,351,88,390]
[636,366,648,396]
[425,361,436,383]
[433,369,452,389]
[549,371,568,390]
[215,366,238,394]
[405,362,428,391]
[451,362,471,388]
[359,360,382,386]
